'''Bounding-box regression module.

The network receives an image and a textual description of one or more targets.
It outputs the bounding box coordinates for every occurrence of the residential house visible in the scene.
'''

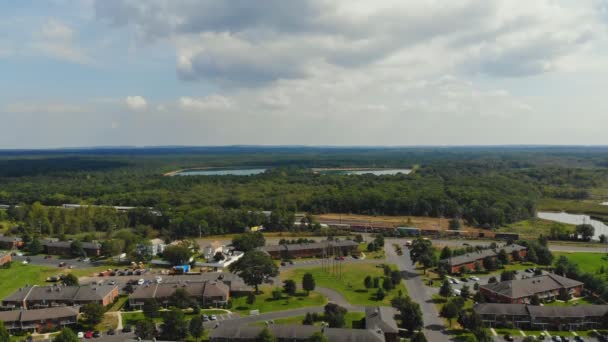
[210,324,385,342]
[475,303,608,331]
[440,244,528,274]
[0,236,24,250]
[203,241,224,260]
[1,284,119,310]
[261,240,359,259]
[0,307,79,333]
[480,273,583,304]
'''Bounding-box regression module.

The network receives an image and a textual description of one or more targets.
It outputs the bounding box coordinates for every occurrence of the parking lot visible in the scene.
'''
[11,254,102,269]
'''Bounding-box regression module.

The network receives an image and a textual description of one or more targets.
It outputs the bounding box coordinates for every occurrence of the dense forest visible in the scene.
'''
[1,146,608,238]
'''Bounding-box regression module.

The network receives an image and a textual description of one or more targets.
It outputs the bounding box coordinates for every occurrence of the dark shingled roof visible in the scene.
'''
[441,244,527,267]
[261,240,359,253]
[3,285,117,303]
[365,306,399,334]
[480,274,583,299]
[43,240,101,249]
[209,324,384,342]
[130,281,229,301]
[0,307,78,323]
[475,303,608,319]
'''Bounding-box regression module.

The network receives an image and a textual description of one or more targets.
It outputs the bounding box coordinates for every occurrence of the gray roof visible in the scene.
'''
[480,274,583,299]
[441,244,527,266]
[474,303,529,316]
[3,285,117,303]
[44,240,101,249]
[0,307,78,323]
[261,240,359,253]
[130,281,229,301]
[365,306,399,334]
[475,303,608,319]
[210,324,384,342]
[0,235,22,242]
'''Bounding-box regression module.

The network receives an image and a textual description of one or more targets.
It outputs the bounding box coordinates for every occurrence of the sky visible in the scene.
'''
[1,0,608,148]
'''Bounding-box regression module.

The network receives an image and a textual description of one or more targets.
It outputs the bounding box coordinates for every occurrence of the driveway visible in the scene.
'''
[385,238,448,341]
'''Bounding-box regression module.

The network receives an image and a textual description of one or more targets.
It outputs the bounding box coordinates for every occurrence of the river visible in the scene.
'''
[537,211,608,240]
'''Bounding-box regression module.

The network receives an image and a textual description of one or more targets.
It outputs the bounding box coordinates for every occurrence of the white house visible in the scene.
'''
[148,238,166,256]
[203,241,224,260]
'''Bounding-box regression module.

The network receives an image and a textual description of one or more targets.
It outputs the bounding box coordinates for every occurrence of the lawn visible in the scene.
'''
[230,286,327,314]
[253,312,365,328]
[107,295,129,312]
[281,263,408,306]
[496,217,575,239]
[554,252,608,275]
[0,263,62,299]
[358,243,385,259]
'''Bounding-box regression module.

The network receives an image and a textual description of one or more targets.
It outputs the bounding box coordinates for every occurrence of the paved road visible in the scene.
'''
[385,238,448,341]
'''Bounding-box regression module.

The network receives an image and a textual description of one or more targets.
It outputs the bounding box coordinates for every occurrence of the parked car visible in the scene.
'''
[122,325,132,333]
[210,315,217,321]
[58,262,66,267]
[202,315,209,322]
[137,278,145,285]
[552,336,562,342]
[77,332,84,339]
[504,334,514,341]
[460,277,468,282]
[469,276,480,281]
[106,329,115,335]
[93,331,101,338]
[85,331,93,339]
[453,289,461,296]
[108,280,116,285]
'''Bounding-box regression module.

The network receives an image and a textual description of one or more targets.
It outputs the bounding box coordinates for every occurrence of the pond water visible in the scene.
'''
[319,169,411,175]
[537,211,608,240]
[174,168,267,176]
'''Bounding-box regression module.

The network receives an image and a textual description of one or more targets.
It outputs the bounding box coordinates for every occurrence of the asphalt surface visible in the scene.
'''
[12,255,102,269]
[385,238,449,341]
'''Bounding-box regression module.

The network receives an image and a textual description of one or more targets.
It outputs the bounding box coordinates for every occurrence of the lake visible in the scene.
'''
[317,169,412,176]
[174,168,267,176]
[537,211,608,240]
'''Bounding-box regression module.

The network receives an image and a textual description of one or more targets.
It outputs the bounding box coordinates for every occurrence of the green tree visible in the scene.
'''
[441,299,460,326]
[256,326,275,342]
[101,239,125,256]
[482,256,496,271]
[390,270,402,285]
[440,246,452,260]
[497,249,509,265]
[439,280,453,298]
[170,288,193,309]
[0,321,10,342]
[500,270,515,281]
[410,238,436,273]
[70,241,86,258]
[411,332,428,342]
[308,331,327,342]
[364,275,373,288]
[474,328,494,342]
[530,294,541,306]
[229,250,279,293]
[382,277,394,291]
[376,288,386,301]
[576,224,595,241]
[53,327,79,342]
[27,238,43,255]
[82,303,104,325]
[391,296,423,333]
[135,319,156,340]
[189,316,204,342]
[143,298,160,319]
[232,232,266,252]
[526,246,538,263]
[283,279,297,296]
[324,303,347,328]
[163,244,192,265]
[61,273,79,286]
[246,292,256,304]
[302,272,316,295]
[461,284,470,299]
[161,309,189,341]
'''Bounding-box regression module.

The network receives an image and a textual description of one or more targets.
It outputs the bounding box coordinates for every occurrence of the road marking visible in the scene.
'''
[490,328,497,336]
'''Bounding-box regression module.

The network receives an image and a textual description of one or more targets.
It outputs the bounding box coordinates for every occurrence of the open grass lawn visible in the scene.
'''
[545,296,598,306]
[554,252,608,276]
[253,312,365,328]
[497,217,575,238]
[231,286,327,314]
[281,263,408,306]
[0,263,62,299]
[357,243,385,259]
[107,295,129,312]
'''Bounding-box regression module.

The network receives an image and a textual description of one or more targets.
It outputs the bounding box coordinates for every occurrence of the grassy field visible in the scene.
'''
[496,218,575,238]
[0,263,64,299]
[253,312,365,328]
[281,263,407,306]
[231,286,327,314]
[553,252,608,275]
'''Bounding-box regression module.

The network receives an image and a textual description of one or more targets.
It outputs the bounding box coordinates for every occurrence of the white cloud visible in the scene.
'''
[178,95,233,111]
[32,19,93,65]
[125,96,148,110]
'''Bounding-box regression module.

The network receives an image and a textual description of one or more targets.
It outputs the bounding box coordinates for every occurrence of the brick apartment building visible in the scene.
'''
[261,240,359,259]
[2,284,119,310]
[0,236,24,250]
[129,281,230,309]
[440,244,528,274]
[480,273,583,304]
[43,240,102,257]
[0,252,11,266]
[0,307,78,333]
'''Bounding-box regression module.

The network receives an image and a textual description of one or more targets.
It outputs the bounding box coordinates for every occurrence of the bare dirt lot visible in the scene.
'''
[316,213,481,232]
